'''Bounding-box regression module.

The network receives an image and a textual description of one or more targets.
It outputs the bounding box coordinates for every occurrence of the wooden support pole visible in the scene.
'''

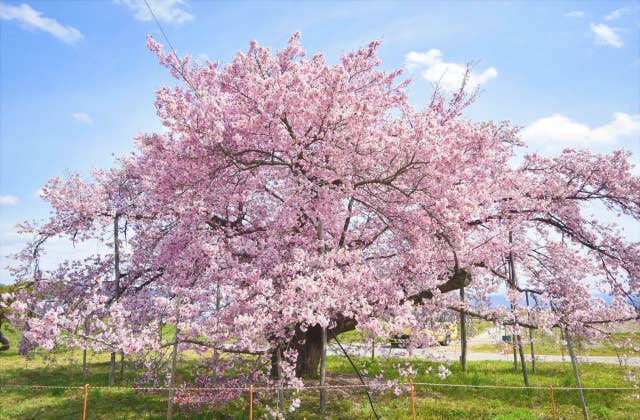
[409,379,416,420]
[548,385,557,420]
[525,291,537,373]
[82,384,90,420]
[109,352,116,386]
[517,337,530,386]
[565,328,589,420]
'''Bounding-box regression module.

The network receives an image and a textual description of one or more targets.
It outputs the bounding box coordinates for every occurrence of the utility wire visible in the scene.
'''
[142,0,200,95]
[143,0,179,59]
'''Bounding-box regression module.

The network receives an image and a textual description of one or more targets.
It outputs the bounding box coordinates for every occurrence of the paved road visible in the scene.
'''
[328,342,640,366]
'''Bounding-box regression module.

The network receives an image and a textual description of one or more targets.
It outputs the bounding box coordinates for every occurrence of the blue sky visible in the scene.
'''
[1,0,639,280]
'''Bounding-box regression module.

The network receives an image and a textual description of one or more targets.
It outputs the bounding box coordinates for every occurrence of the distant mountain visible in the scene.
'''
[485,292,636,308]
[483,294,530,308]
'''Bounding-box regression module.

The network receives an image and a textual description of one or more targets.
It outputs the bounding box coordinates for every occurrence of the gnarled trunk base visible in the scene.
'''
[276,269,470,378]
[295,324,323,377]
[272,317,358,379]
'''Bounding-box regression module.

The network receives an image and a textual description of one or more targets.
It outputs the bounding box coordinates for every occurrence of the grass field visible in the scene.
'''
[1,327,639,419]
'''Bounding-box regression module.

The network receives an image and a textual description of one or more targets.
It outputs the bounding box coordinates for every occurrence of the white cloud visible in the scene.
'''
[604,7,631,21]
[0,2,83,44]
[521,113,640,146]
[0,195,19,205]
[405,49,497,91]
[564,11,584,18]
[590,23,623,48]
[115,0,193,24]
[72,112,93,124]
[195,53,210,64]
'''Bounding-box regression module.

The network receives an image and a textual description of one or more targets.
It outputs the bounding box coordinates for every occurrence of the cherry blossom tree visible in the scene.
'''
[9,34,639,403]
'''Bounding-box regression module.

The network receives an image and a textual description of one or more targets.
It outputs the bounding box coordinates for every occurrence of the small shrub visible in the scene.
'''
[492,408,537,420]
[450,408,467,418]
[591,405,613,419]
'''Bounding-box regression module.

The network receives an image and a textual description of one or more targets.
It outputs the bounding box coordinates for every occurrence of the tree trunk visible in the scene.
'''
[212,280,221,385]
[371,336,375,361]
[512,342,518,370]
[82,320,88,379]
[507,235,519,373]
[82,349,88,380]
[109,216,121,387]
[295,324,324,377]
[167,326,179,420]
[0,333,10,351]
[109,352,116,386]
[0,319,8,351]
[525,291,537,373]
[460,287,467,372]
[319,326,327,413]
[119,350,124,381]
[271,319,355,379]
[272,346,285,418]
[167,296,181,420]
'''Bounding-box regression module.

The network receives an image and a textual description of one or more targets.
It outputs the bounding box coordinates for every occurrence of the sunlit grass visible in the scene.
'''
[1,327,638,419]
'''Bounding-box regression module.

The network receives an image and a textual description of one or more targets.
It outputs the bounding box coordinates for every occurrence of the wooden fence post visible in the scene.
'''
[547,385,556,420]
[409,379,416,420]
[82,384,90,420]
[249,384,254,420]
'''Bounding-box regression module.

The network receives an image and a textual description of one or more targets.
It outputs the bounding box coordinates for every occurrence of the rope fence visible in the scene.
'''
[1,381,638,419]
[3,382,636,391]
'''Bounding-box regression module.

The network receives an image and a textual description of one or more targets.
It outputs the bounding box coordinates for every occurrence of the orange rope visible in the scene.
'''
[409,379,416,420]
[548,385,557,420]
[0,383,636,391]
[82,384,90,420]
[249,384,253,420]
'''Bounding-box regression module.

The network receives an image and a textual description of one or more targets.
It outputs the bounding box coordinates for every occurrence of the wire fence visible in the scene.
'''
[2,381,638,420]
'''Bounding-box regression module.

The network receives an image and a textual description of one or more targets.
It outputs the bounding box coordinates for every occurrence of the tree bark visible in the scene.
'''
[460,287,467,372]
[319,326,327,414]
[109,352,116,386]
[288,316,358,377]
[167,296,181,420]
[294,324,324,377]
[109,216,121,387]
[82,320,88,380]
[0,333,10,351]
[273,346,285,418]
[512,330,518,371]
[82,349,88,380]
[167,326,179,420]
[525,291,537,373]
[120,350,124,381]
[371,336,375,361]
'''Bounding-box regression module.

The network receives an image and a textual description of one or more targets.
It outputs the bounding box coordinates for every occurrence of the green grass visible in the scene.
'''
[339,319,492,345]
[1,326,639,419]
